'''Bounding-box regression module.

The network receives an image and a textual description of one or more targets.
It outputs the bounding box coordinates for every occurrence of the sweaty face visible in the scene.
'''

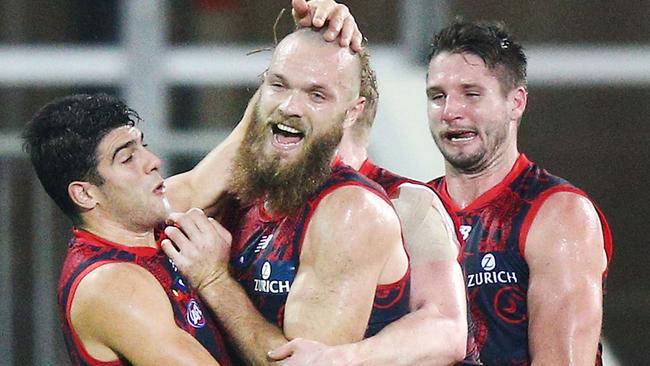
[426,52,515,174]
[230,101,343,216]
[93,126,169,231]
[230,31,360,215]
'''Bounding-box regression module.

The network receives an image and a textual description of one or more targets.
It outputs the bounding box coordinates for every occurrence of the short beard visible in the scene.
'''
[432,121,508,174]
[230,108,343,216]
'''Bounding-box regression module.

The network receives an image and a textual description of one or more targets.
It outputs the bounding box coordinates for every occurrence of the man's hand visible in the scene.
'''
[268,338,349,366]
[161,208,232,291]
[291,0,362,51]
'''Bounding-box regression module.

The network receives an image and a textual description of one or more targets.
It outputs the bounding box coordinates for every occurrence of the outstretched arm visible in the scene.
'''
[292,0,362,51]
[525,192,608,365]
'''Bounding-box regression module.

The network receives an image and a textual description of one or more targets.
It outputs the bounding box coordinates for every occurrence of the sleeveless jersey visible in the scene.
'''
[58,228,232,366]
[360,160,482,365]
[430,154,614,366]
[230,162,410,338]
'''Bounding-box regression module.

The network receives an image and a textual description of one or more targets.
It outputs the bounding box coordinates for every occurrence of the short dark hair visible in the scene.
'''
[22,93,141,223]
[429,19,527,93]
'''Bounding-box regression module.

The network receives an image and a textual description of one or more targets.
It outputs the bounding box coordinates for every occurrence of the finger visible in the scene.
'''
[291,0,309,19]
[169,210,204,239]
[208,217,233,247]
[351,28,363,52]
[186,208,214,233]
[310,1,335,28]
[163,225,192,252]
[267,342,294,361]
[323,6,345,41]
[160,239,183,266]
[339,17,356,48]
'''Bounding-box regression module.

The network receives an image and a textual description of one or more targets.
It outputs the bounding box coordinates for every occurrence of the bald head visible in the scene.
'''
[272,27,362,100]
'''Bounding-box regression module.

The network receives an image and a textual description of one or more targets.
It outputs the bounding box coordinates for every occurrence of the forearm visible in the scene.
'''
[336,306,467,366]
[199,275,287,366]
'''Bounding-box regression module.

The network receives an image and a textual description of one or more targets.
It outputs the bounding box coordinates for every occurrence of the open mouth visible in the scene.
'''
[444,129,477,143]
[154,181,165,194]
[272,122,305,146]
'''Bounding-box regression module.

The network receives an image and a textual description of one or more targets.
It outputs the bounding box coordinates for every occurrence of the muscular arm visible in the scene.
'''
[164,90,258,212]
[163,192,405,364]
[525,192,607,365]
[270,185,467,366]
[283,186,407,344]
[71,263,220,365]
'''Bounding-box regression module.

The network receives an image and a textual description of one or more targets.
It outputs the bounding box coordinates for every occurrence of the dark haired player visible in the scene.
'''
[22,93,253,365]
[426,20,613,365]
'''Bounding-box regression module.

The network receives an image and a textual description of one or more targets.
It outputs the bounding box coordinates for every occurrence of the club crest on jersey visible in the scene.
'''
[467,252,518,288]
[186,299,206,328]
[254,261,292,294]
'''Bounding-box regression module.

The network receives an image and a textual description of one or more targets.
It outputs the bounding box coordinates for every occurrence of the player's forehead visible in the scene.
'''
[427,52,499,88]
[96,125,142,159]
[270,31,360,92]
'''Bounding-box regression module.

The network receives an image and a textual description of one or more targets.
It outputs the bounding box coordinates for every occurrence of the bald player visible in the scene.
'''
[163,27,410,365]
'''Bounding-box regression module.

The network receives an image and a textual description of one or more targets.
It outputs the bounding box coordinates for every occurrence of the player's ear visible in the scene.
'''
[68,181,99,210]
[343,96,366,129]
[509,86,527,122]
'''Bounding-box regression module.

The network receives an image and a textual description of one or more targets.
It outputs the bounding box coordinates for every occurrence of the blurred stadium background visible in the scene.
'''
[0,1,648,364]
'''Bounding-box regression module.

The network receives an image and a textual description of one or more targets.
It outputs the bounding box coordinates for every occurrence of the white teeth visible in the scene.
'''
[277,123,301,134]
[450,136,475,142]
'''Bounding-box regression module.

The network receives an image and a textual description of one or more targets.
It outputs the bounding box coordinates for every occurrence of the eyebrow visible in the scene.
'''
[111,131,144,162]
[269,71,332,94]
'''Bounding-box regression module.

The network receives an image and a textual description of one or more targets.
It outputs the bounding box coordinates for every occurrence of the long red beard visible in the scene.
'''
[229,107,343,216]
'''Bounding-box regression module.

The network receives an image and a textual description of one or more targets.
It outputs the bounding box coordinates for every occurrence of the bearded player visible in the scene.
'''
[163,27,410,365]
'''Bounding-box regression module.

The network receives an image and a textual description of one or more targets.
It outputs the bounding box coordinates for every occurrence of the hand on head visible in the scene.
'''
[292,0,362,52]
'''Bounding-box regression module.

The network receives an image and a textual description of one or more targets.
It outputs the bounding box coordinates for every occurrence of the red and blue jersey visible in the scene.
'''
[361,159,481,365]
[229,162,410,338]
[58,228,232,366]
[430,154,613,366]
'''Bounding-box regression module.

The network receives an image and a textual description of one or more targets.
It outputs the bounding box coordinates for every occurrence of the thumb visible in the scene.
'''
[291,0,310,18]
[267,342,293,361]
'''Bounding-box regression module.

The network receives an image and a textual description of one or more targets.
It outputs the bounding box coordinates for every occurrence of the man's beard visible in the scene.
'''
[433,120,508,174]
[230,107,344,216]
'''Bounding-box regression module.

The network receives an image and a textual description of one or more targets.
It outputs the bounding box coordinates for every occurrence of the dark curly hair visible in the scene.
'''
[22,93,141,223]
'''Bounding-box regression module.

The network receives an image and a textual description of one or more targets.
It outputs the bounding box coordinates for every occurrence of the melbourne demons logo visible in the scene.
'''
[494,286,527,324]
[186,299,206,328]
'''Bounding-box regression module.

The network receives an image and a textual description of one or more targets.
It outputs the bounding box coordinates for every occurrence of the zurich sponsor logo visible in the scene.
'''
[467,252,518,288]
[481,253,496,271]
[254,261,292,294]
[261,261,272,280]
[186,299,206,328]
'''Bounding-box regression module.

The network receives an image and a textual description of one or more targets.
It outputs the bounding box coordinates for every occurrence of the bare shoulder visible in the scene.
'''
[392,183,449,218]
[71,262,174,343]
[525,191,606,272]
[392,183,459,263]
[315,184,401,236]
